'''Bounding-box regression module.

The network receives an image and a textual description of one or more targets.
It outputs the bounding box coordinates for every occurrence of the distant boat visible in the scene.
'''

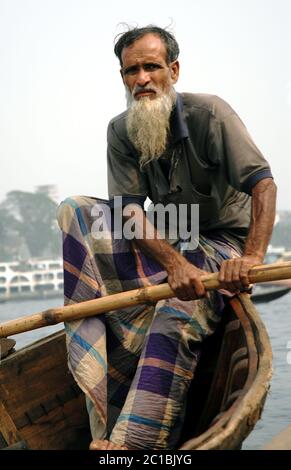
[251,284,291,303]
[0,258,63,302]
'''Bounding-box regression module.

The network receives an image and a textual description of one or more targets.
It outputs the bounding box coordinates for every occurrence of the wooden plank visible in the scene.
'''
[0,331,90,449]
[0,401,21,446]
[0,332,69,414]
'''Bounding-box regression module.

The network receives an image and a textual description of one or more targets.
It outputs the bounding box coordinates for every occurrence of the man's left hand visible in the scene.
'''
[218,255,264,292]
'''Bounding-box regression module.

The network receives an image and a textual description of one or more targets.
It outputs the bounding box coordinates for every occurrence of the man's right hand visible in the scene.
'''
[166,257,207,301]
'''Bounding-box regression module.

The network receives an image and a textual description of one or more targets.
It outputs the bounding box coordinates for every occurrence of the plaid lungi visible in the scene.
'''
[57,195,242,449]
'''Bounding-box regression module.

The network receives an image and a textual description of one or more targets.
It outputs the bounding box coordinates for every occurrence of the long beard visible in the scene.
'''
[126,87,176,169]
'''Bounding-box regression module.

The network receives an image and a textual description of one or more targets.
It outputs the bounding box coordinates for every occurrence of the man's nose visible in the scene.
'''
[136,68,151,87]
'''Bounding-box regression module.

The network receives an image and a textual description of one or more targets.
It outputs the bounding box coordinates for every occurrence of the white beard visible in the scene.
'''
[126,87,176,169]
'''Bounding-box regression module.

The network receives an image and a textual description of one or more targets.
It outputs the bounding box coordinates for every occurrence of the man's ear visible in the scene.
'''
[170,60,180,84]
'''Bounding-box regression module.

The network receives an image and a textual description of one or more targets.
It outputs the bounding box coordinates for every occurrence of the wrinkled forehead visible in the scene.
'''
[121,34,168,66]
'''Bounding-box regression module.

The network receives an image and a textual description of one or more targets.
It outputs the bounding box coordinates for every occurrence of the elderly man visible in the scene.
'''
[58,25,276,450]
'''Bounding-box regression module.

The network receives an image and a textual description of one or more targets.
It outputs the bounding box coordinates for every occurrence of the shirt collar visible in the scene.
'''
[170,93,189,144]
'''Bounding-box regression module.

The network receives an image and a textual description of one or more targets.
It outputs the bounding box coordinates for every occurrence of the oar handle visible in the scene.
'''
[0,262,291,338]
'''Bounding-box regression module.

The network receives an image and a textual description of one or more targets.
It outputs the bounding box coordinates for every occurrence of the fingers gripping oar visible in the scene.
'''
[0,262,291,343]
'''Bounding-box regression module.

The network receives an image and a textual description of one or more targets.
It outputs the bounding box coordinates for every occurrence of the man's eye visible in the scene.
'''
[123,64,162,75]
[144,64,161,71]
[123,67,138,76]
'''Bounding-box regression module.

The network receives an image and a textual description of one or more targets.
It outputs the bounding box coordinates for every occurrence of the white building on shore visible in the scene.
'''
[0,258,64,302]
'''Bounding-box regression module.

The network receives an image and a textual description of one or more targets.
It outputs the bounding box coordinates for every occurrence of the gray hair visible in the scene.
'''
[114,25,180,66]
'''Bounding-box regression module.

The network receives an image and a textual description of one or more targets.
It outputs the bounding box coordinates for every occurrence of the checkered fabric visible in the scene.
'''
[57,195,242,449]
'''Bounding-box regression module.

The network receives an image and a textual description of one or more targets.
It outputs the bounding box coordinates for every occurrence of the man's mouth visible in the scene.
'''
[134,89,156,99]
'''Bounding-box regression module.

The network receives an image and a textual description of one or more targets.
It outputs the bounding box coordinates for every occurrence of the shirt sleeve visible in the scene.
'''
[208,109,273,195]
[107,119,148,208]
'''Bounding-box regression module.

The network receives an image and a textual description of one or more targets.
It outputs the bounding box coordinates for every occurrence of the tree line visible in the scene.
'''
[0,190,61,261]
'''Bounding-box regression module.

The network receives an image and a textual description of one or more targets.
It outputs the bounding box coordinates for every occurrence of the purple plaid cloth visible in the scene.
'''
[57,195,242,449]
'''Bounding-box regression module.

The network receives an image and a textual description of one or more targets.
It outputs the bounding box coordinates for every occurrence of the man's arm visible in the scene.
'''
[123,177,276,299]
[219,178,277,291]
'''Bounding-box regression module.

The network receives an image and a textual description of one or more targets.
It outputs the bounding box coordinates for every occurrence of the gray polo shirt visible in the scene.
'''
[107,93,272,245]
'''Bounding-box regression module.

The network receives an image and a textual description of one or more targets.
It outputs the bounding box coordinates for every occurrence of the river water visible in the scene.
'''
[1,292,291,450]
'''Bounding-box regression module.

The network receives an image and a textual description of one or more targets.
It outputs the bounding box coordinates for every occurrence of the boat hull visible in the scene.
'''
[0,293,272,450]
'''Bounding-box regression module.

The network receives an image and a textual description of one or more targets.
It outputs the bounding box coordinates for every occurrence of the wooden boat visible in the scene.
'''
[251,284,291,304]
[0,292,272,450]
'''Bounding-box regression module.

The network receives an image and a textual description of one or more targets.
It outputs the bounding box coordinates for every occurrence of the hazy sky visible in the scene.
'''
[1,0,290,209]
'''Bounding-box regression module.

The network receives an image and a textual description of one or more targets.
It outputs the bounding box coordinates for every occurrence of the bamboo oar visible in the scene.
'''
[0,262,291,339]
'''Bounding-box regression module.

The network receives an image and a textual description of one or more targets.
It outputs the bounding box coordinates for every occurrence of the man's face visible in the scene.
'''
[120,33,179,100]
